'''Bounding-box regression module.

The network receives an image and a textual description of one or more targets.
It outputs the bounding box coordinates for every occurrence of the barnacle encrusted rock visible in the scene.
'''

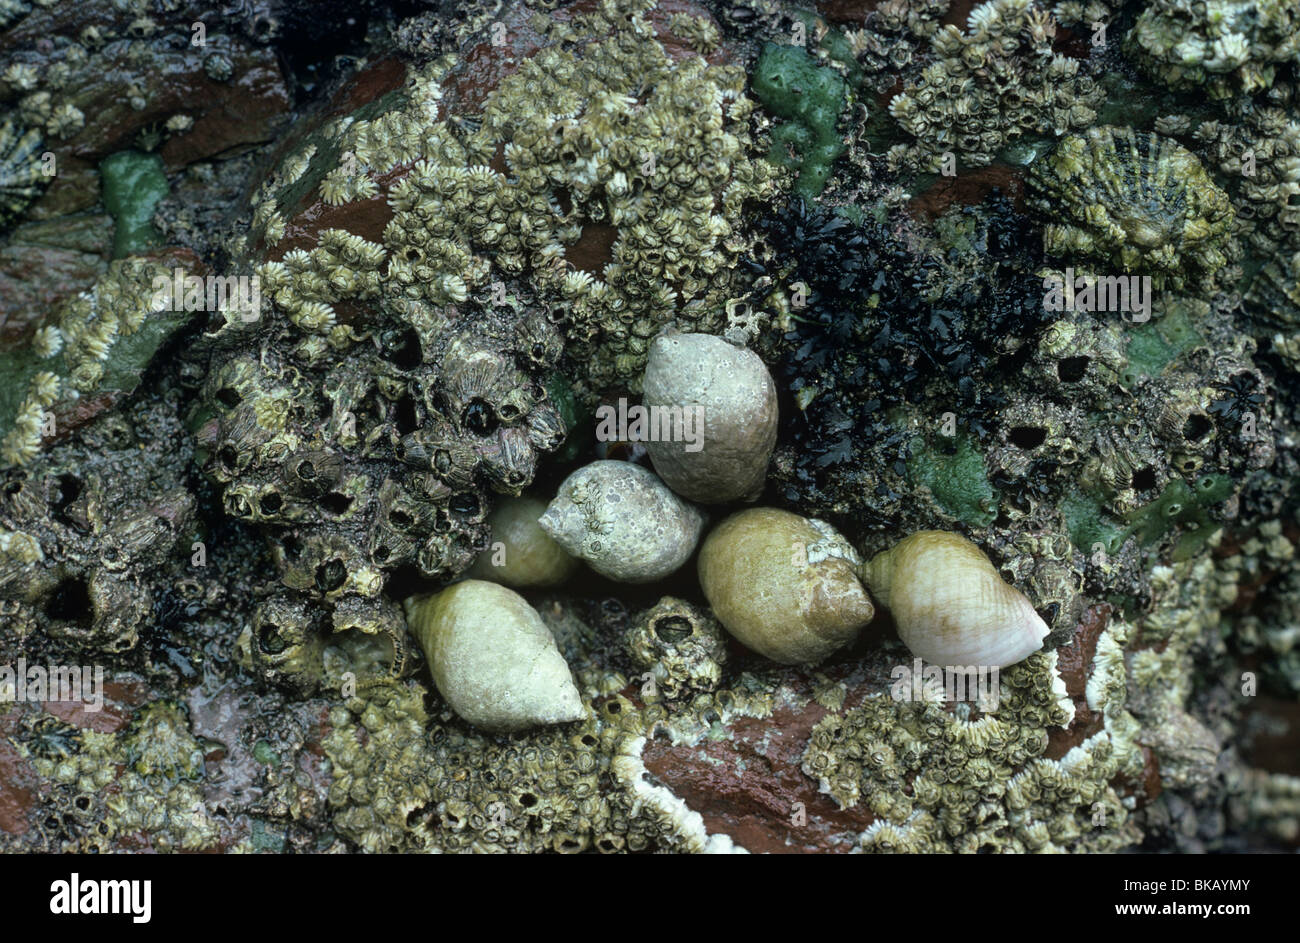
[405,581,585,733]
[234,0,776,400]
[885,0,1103,173]
[540,460,703,583]
[1027,126,1236,289]
[1130,0,1300,98]
[4,0,1299,858]
[322,675,744,853]
[17,698,221,852]
[642,332,778,504]
[0,5,289,224]
[196,0,777,659]
[801,647,1144,852]
[698,507,874,665]
[0,253,202,468]
[0,376,196,653]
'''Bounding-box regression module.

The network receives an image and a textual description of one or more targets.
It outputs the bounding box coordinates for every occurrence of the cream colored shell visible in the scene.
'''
[466,496,579,587]
[862,531,1048,669]
[405,580,585,733]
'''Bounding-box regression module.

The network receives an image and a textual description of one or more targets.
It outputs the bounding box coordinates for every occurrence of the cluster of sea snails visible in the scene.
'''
[4,0,1300,855]
[405,332,1052,732]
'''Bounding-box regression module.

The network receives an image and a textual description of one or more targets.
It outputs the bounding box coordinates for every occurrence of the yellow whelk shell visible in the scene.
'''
[698,507,874,665]
[861,531,1049,669]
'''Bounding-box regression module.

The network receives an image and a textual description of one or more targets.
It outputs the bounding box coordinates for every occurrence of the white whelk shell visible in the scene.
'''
[861,531,1049,669]
[640,332,778,504]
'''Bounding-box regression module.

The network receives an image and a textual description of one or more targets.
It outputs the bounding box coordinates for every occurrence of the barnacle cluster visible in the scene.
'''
[321,671,745,853]
[1027,127,1237,290]
[0,376,196,653]
[885,0,1103,173]
[18,700,220,852]
[1130,0,1300,98]
[803,651,1143,852]
[238,1,775,400]
[199,298,565,692]
[0,255,197,468]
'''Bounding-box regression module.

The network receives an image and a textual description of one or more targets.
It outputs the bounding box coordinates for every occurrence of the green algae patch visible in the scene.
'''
[907,432,999,528]
[791,9,863,82]
[100,151,169,258]
[752,43,846,200]
[1063,473,1234,560]
[1119,301,1203,387]
[545,371,589,464]
[1061,491,1126,557]
[1128,476,1233,560]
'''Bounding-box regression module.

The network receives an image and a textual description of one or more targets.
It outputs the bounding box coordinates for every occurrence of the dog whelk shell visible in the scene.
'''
[466,496,579,587]
[697,507,874,665]
[641,332,778,503]
[861,531,1049,669]
[539,460,703,583]
[404,580,585,733]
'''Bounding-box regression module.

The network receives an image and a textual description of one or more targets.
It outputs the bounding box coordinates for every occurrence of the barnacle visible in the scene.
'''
[802,650,1139,852]
[884,0,1102,173]
[0,381,197,655]
[0,114,47,228]
[1,0,1297,859]
[1027,127,1236,289]
[626,597,728,699]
